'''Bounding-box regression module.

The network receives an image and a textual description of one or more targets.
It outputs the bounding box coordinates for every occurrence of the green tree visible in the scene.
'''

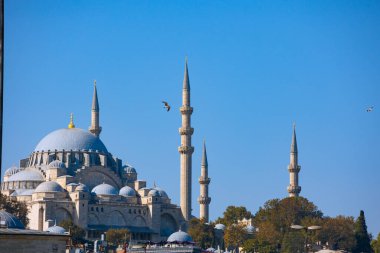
[371,233,380,253]
[106,229,130,247]
[59,219,86,245]
[215,206,253,226]
[281,230,304,253]
[224,224,247,252]
[187,218,214,249]
[354,210,373,253]
[319,216,356,251]
[0,192,29,227]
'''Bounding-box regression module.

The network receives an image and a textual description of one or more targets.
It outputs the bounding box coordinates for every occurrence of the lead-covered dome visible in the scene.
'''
[91,183,118,196]
[46,225,66,234]
[167,230,193,243]
[35,181,65,193]
[8,169,44,182]
[0,211,25,229]
[119,186,136,197]
[214,224,226,231]
[34,128,108,153]
[4,166,21,177]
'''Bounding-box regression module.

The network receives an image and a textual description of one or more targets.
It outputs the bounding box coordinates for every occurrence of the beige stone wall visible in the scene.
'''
[0,234,68,253]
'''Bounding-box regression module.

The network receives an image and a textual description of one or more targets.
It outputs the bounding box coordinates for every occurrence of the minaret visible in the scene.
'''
[89,80,102,137]
[287,124,301,197]
[198,141,211,222]
[178,58,194,220]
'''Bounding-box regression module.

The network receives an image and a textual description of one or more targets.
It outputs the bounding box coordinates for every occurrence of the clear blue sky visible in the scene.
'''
[3,1,380,235]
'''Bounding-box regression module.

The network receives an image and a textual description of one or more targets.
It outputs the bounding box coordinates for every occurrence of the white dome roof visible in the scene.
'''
[35,181,65,193]
[152,187,168,198]
[0,211,25,229]
[4,166,21,177]
[91,183,118,196]
[214,224,226,230]
[246,225,255,234]
[8,169,44,182]
[119,186,136,197]
[34,128,108,153]
[48,160,66,169]
[148,189,160,197]
[167,230,193,243]
[46,225,66,234]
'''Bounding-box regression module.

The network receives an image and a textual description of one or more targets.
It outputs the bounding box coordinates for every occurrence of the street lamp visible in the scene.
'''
[290,225,321,253]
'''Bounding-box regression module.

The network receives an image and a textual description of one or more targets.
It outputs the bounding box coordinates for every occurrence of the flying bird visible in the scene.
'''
[162,101,171,112]
[366,106,374,112]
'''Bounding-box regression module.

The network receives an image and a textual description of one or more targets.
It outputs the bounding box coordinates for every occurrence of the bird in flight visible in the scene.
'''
[162,101,171,112]
[366,106,374,112]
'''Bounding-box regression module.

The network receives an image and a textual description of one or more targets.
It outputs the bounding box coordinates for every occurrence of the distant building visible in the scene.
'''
[0,60,210,241]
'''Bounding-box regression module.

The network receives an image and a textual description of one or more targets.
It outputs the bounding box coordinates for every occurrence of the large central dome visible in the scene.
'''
[34,128,108,153]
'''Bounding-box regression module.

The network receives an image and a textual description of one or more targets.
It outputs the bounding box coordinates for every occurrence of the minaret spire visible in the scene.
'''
[89,80,102,137]
[198,140,211,222]
[287,123,301,197]
[178,58,194,221]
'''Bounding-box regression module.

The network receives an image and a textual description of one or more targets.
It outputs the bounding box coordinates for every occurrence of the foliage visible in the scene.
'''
[215,206,253,226]
[319,216,356,251]
[353,210,373,253]
[0,192,29,227]
[224,224,247,251]
[281,230,304,253]
[371,233,380,253]
[59,219,86,245]
[106,229,130,246]
[187,218,214,249]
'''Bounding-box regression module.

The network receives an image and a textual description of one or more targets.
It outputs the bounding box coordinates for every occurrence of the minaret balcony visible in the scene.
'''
[178,146,194,154]
[198,196,211,204]
[180,106,193,115]
[179,127,194,135]
[199,177,210,184]
[288,165,301,173]
[287,185,301,194]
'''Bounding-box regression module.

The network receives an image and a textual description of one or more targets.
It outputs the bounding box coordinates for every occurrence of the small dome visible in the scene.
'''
[0,211,25,229]
[5,166,21,177]
[123,165,136,174]
[119,186,136,197]
[152,187,168,198]
[167,230,193,243]
[48,160,66,169]
[214,224,226,231]
[34,128,108,153]
[206,248,216,252]
[246,225,255,234]
[8,169,44,182]
[148,189,160,197]
[91,183,118,196]
[35,181,65,193]
[46,225,66,234]
[76,183,89,192]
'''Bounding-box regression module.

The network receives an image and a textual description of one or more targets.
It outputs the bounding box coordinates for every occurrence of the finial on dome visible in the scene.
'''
[68,113,75,129]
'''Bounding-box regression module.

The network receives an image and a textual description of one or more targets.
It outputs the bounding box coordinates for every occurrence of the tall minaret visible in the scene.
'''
[178,59,194,220]
[287,124,301,197]
[89,80,102,137]
[198,141,211,222]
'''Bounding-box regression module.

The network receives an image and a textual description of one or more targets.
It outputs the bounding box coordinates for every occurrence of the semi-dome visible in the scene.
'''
[46,225,66,234]
[4,166,21,177]
[167,230,193,243]
[10,189,35,197]
[48,160,66,169]
[148,189,160,197]
[76,183,89,192]
[91,183,118,196]
[35,181,65,193]
[34,128,108,153]
[0,211,25,229]
[152,187,168,198]
[8,169,44,182]
[119,186,136,197]
[214,224,226,231]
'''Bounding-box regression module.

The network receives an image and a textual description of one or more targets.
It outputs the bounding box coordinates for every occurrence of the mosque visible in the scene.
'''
[0,61,212,242]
